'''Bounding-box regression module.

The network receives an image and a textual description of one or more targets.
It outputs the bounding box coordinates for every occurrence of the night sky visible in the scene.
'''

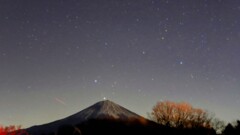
[0,0,240,128]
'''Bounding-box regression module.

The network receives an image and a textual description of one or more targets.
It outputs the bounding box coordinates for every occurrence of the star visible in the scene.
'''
[1,0,239,128]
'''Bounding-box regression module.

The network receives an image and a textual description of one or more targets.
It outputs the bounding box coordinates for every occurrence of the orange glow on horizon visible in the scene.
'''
[0,125,28,135]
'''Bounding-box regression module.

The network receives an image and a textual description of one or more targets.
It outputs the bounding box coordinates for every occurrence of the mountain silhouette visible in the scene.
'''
[27,100,149,135]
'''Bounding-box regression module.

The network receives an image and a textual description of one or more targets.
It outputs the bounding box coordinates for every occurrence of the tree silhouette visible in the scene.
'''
[223,120,240,135]
[211,118,225,134]
[150,101,212,128]
[223,123,235,135]
[235,120,240,133]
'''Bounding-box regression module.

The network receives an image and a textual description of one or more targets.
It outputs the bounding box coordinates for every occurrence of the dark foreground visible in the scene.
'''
[36,119,217,135]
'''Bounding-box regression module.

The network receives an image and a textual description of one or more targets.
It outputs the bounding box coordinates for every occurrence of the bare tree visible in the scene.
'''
[150,100,212,128]
[211,118,225,134]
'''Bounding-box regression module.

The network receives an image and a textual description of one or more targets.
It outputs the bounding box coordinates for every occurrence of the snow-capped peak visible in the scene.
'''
[27,100,146,135]
[65,100,142,121]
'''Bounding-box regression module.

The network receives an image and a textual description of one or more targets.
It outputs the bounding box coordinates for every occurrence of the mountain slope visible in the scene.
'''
[27,100,148,135]
[64,100,143,121]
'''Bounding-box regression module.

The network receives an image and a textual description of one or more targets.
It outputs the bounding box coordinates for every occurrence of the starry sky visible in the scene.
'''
[0,0,240,128]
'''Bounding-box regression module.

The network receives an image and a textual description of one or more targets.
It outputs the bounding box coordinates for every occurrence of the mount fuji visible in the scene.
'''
[26,100,151,135]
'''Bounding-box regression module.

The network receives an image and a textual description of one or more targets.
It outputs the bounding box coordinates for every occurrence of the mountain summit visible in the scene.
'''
[67,100,142,120]
[27,100,147,135]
